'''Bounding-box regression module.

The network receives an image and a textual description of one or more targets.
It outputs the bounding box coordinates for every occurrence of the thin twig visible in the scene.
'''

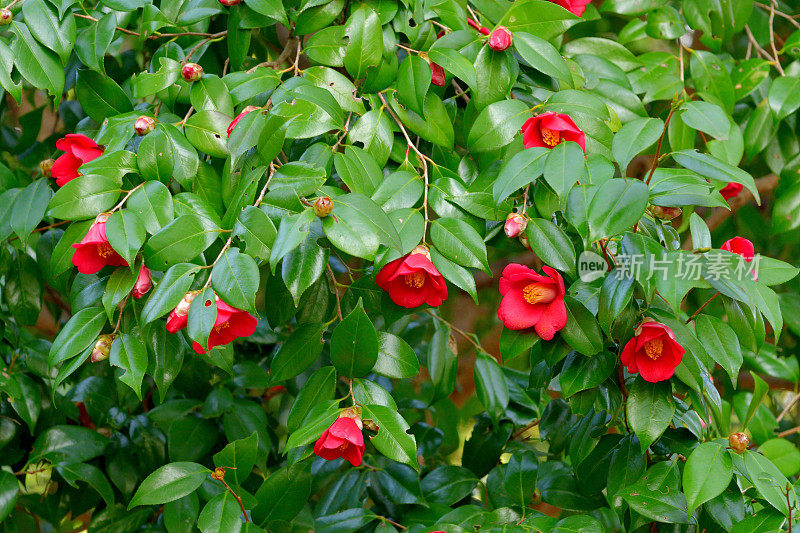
[426,310,482,352]
[645,105,676,185]
[512,419,539,440]
[327,265,343,321]
[755,1,800,29]
[685,292,720,323]
[247,37,299,72]
[768,0,786,76]
[777,390,800,422]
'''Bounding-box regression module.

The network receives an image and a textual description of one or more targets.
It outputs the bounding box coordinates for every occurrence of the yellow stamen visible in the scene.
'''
[97,242,115,258]
[541,127,561,147]
[643,338,663,360]
[522,283,557,305]
[404,271,425,289]
[214,321,230,333]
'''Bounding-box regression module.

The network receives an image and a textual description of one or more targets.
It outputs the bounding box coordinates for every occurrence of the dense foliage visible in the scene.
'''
[1,0,800,530]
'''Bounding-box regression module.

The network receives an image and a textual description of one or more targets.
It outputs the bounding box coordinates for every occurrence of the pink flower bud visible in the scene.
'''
[313,196,333,217]
[40,158,54,178]
[504,213,527,238]
[430,62,446,86]
[132,265,152,299]
[181,63,203,82]
[0,9,12,26]
[489,26,512,51]
[219,0,241,4]
[134,116,156,136]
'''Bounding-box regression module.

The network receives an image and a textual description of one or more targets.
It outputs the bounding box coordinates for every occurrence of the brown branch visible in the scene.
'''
[247,37,299,72]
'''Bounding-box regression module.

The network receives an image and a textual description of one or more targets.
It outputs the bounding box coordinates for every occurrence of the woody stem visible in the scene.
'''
[219,478,250,522]
[685,292,720,323]
[111,182,145,212]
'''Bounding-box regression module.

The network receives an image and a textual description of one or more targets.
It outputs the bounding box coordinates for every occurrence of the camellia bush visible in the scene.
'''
[3,0,800,529]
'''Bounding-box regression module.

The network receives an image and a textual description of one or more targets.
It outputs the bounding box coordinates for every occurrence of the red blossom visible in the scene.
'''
[549,0,592,16]
[313,416,365,466]
[497,263,567,340]
[166,292,257,354]
[72,214,127,275]
[520,112,585,152]
[376,246,448,308]
[227,105,259,137]
[430,62,447,86]
[51,134,104,187]
[721,236,758,280]
[720,182,743,201]
[620,319,684,383]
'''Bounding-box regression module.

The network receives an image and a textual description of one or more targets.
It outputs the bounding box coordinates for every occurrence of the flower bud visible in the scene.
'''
[132,265,152,299]
[91,334,114,362]
[176,290,200,317]
[410,243,431,259]
[219,0,242,4]
[181,62,204,82]
[489,26,512,51]
[0,9,12,26]
[134,116,156,136]
[430,62,446,86]
[504,213,527,238]
[649,205,682,221]
[40,158,54,178]
[24,461,52,495]
[313,196,333,218]
[211,467,226,480]
[519,233,532,251]
[728,432,749,454]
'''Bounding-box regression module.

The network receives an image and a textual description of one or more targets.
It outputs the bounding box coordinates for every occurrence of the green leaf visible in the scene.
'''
[144,214,220,270]
[197,492,244,533]
[427,47,477,89]
[397,55,430,116]
[474,352,509,423]
[10,178,51,244]
[49,306,106,365]
[128,181,174,234]
[131,57,181,98]
[105,210,146,267]
[768,76,800,120]
[626,378,675,452]
[190,75,234,116]
[683,442,733,515]
[282,236,327,306]
[525,218,576,277]
[11,21,65,104]
[388,92,454,148]
[234,206,276,260]
[270,209,315,268]
[48,175,121,220]
[31,425,108,464]
[287,366,336,432]
[680,101,730,139]
[560,350,617,397]
[759,438,800,478]
[372,332,420,379]
[211,248,259,314]
[587,178,648,242]
[334,193,403,252]
[76,69,133,123]
[331,299,378,377]
[361,404,418,469]
[672,150,760,204]
[0,471,19,523]
[430,217,489,273]
[343,6,383,80]
[612,117,663,172]
[493,147,548,202]
[560,297,603,356]
[269,323,326,382]
[73,12,115,74]
[744,450,799,517]
[514,32,571,83]
[496,0,580,40]
[187,287,217,352]
[184,110,231,158]
[467,99,530,153]
[128,463,210,508]
[140,263,201,324]
[252,463,311,525]
[694,314,743,385]
[543,140,586,199]
[110,333,149,400]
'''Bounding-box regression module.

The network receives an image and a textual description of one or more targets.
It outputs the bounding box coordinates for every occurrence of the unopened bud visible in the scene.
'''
[430,62,446,86]
[519,233,532,251]
[410,243,431,259]
[728,432,749,454]
[0,9,12,26]
[649,205,682,221]
[181,62,204,82]
[134,115,156,136]
[132,265,152,299]
[504,212,527,238]
[211,467,226,480]
[40,158,54,178]
[91,334,114,362]
[489,26,512,51]
[176,290,201,317]
[313,196,333,217]
[94,212,111,225]
[219,0,242,4]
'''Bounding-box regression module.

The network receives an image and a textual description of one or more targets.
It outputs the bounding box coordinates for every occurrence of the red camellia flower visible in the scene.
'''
[313,415,365,466]
[51,134,104,187]
[520,112,585,152]
[166,292,257,354]
[72,213,128,275]
[720,182,743,201]
[549,0,593,16]
[497,264,566,340]
[721,236,758,280]
[132,264,152,299]
[376,245,448,308]
[489,26,513,51]
[620,319,684,383]
[227,105,259,137]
